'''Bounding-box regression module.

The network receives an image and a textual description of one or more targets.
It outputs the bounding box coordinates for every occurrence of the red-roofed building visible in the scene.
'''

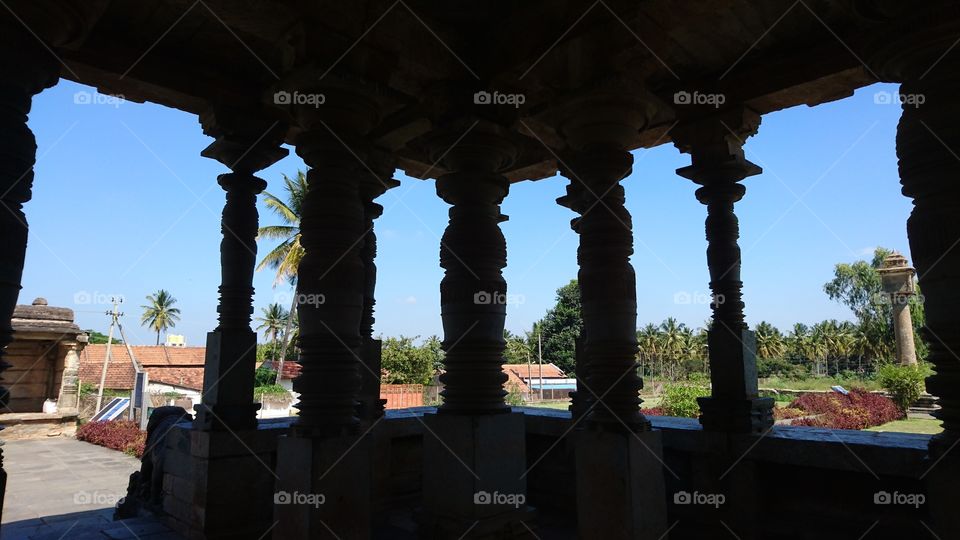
[79,344,207,394]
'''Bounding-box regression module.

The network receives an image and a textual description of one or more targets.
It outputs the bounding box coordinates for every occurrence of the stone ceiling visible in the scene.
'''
[20,0,915,180]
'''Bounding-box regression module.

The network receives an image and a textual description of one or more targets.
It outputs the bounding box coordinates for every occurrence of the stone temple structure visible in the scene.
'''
[1,1,959,538]
[879,252,918,366]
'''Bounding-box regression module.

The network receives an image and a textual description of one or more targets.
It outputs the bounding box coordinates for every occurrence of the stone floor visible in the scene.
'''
[1,437,182,540]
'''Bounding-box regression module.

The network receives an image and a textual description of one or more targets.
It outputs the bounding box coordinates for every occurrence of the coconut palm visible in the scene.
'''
[140,289,181,345]
[258,171,307,285]
[257,303,290,364]
[755,321,785,360]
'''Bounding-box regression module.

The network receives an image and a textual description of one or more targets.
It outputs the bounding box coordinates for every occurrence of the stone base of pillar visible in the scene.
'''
[697,397,774,433]
[575,429,668,540]
[194,330,261,431]
[357,338,386,423]
[274,434,372,539]
[419,412,536,539]
[165,429,278,540]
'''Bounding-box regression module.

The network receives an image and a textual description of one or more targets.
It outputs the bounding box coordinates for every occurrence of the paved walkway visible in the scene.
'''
[1,437,182,540]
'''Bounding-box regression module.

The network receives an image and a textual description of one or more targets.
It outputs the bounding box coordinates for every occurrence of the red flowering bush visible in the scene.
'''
[787,388,903,430]
[76,420,146,458]
[641,407,665,416]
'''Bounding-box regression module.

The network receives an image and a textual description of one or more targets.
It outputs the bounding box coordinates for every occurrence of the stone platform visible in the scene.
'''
[1,437,183,539]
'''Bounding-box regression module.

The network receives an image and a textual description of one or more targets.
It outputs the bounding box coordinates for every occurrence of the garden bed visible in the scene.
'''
[76,419,146,458]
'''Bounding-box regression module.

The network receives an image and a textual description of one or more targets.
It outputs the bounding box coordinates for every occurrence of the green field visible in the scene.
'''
[866,418,942,435]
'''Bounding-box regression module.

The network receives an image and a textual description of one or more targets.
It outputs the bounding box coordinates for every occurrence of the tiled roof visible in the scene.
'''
[79,345,207,391]
[502,363,566,392]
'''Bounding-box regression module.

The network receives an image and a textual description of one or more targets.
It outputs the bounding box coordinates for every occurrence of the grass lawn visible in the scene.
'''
[865,418,942,435]
[759,377,883,392]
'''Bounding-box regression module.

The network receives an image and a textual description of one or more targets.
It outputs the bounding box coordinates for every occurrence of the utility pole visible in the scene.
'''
[538,328,544,401]
[95,298,121,413]
[525,345,532,401]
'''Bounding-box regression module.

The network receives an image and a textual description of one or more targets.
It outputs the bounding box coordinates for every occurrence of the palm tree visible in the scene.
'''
[140,289,181,345]
[637,323,661,377]
[258,171,307,285]
[257,303,290,364]
[755,321,785,360]
[659,318,688,380]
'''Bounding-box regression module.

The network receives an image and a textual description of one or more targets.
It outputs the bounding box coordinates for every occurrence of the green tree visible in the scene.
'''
[258,171,307,285]
[380,336,437,385]
[503,329,531,365]
[422,335,444,373]
[531,280,582,374]
[256,303,290,363]
[824,247,926,365]
[754,321,785,360]
[140,289,181,345]
[85,330,122,345]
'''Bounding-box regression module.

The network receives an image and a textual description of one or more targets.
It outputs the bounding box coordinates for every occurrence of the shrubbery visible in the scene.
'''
[660,384,710,418]
[788,388,902,430]
[76,420,146,458]
[876,363,928,413]
[757,357,809,380]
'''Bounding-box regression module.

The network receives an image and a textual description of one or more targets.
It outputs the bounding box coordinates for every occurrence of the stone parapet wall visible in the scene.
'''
[153,406,934,539]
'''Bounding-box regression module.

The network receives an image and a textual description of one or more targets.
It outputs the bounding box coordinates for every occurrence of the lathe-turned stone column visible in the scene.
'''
[878,252,918,366]
[673,108,774,434]
[356,159,399,426]
[871,8,960,537]
[173,108,287,540]
[272,85,381,540]
[420,125,534,538]
[0,26,59,520]
[556,101,667,540]
[195,108,288,432]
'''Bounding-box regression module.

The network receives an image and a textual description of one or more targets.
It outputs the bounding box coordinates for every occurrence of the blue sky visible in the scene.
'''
[21,79,911,346]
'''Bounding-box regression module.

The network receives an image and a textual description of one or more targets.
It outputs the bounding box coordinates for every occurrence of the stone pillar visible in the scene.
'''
[419,126,534,538]
[870,6,960,537]
[673,108,774,433]
[0,24,59,519]
[173,108,287,540]
[356,162,399,426]
[57,336,85,411]
[556,101,667,540]
[195,108,288,431]
[878,252,918,365]
[272,85,382,540]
